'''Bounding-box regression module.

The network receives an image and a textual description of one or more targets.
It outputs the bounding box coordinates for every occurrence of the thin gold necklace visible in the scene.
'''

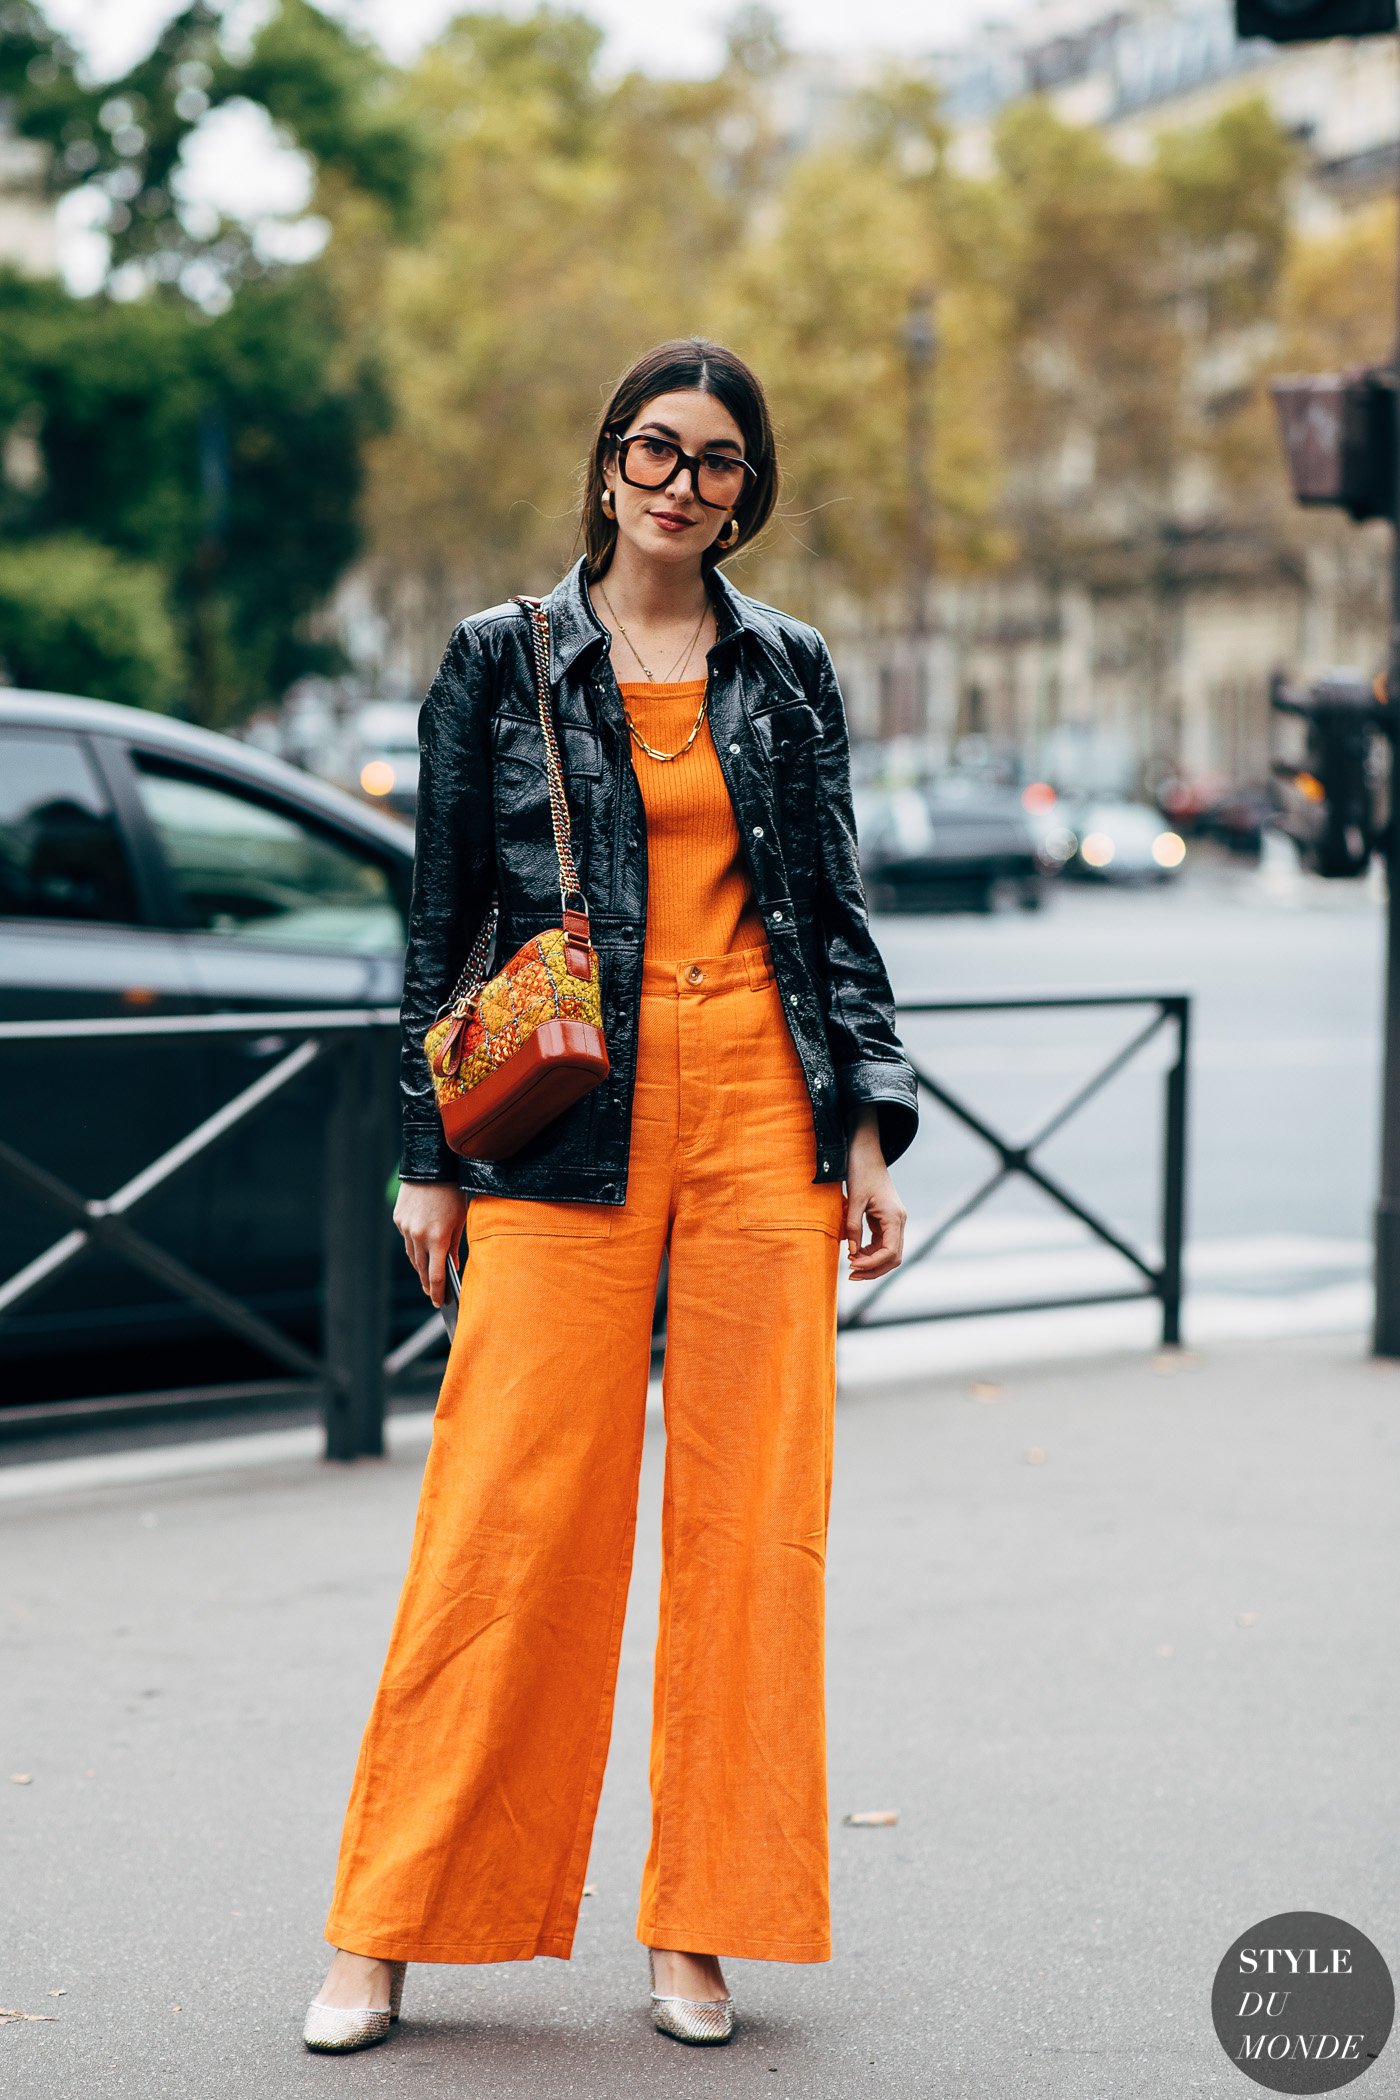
[597,584,711,762]
[597,584,707,685]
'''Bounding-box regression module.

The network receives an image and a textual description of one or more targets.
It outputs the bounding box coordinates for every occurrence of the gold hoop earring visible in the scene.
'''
[600,486,616,520]
[718,517,740,550]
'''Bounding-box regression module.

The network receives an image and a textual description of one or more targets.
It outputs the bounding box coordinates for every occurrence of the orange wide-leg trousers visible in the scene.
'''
[324,944,844,1964]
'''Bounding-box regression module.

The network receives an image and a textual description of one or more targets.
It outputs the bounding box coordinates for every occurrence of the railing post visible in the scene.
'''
[322,1029,396,1461]
[1160,995,1191,1347]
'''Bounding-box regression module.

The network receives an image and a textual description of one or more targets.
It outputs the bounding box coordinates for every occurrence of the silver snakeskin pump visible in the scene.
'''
[647,1948,736,2045]
[302,1958,406,2053]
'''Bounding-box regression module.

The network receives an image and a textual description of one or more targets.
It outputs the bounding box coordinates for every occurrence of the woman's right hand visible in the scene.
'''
[393,1180,468,1307]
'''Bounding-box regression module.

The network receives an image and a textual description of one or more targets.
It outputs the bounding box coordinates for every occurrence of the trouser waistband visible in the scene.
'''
[641,944,775,995]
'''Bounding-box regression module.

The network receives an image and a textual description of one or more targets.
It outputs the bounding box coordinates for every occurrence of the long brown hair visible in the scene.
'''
[581,338,778,582]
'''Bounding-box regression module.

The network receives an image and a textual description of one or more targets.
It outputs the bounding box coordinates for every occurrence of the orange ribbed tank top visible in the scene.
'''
[620,678,769,965]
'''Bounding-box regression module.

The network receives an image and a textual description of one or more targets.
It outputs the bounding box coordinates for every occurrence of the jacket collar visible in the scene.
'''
[544,555,791,686]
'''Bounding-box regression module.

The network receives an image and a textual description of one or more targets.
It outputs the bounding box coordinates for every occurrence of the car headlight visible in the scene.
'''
[1043,827,1076,863]
[1152,831,1186,868]
[360,759,395,797]
[1079,831,1115,868]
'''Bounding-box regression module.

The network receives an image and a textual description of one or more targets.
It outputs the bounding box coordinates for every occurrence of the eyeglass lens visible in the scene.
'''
[619,435,748,508]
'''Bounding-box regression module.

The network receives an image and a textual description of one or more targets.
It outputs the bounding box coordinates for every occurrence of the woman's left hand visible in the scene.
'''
[843,1107,907,1281]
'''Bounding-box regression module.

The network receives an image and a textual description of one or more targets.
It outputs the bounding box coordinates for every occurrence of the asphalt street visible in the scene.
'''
[4,1333,1399,2100]
[0,843,1380,1425]
[865,852,1383,1323]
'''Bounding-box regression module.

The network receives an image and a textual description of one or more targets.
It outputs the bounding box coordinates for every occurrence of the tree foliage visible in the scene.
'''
[1279,197,1397,372]
[333,21,1327,640]
[0,3,397,720]
[0,532,182,710]
[336,10,774,630]
[0,1,1390,714]
[0,0,423,293]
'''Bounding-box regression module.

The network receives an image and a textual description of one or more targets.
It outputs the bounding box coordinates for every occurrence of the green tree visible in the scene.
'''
[1152,98,1299,513]
[0,267,384,724]
[1278,197,1397,371]
[0,0,424,294]
[0,3,401,721]
[334,9,766,644]
[716,72,1008,619]
[1157,96,1296,329]
[983,99,1181,571]
[0,534,182,710]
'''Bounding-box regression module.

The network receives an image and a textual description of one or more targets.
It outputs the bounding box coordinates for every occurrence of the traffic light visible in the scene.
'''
[1270,370,1397,523]
[1237,0,1396,36]
[1271,673,1387,877]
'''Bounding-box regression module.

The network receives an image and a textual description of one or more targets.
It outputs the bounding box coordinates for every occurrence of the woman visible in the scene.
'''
[305,338,918,2052]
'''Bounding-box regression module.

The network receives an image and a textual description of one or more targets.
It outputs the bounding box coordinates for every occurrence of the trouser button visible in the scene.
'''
[686,964,704,985]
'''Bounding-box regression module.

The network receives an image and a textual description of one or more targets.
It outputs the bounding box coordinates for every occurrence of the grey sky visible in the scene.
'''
[49,0,1005,80]
[48,0,1014,287]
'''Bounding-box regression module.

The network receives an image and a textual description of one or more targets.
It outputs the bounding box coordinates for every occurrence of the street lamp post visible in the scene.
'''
[1237,0,1400,1349]
[904,290,937,741]
[1371,97,1400,1353]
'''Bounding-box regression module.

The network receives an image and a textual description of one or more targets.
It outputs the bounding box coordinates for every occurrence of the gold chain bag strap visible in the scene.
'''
[421,595,609,1161]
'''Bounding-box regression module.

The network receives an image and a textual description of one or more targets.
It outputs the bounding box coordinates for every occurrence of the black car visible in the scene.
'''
[0,690,419,1403]
[856,783,1046,914]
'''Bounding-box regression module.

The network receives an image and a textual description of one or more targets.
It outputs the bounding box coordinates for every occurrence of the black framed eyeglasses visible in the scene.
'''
[609,429,757,511]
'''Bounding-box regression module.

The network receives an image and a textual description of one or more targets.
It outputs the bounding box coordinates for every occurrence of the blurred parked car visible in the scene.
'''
[1195,783,1277,858]
[0,689,421,1404]
[346,701,421,820]
[1156,774,1275,857]
[1017,779,1079,873]
[1058,799,1186,883]
[856,782,1047,913]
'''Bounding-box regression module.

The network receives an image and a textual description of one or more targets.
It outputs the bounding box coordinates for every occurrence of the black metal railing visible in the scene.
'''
[0,1007,404,1462]
[0,987,1189,1462]
[839,990,1190,1344]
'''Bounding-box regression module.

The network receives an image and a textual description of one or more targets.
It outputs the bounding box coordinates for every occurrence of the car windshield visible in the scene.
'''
[135,763,405,954]
[1081,804,1159,843]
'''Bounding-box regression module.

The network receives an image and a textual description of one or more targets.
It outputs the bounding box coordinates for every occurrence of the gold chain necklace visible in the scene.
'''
[597,584,710,763]
[624,685,711,763]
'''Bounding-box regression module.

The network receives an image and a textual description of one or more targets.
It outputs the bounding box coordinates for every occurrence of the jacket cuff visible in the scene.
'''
[837,1059,920,1167]
[399,1122,459,1184]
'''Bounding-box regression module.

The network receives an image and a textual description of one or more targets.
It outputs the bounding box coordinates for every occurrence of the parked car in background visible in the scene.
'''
[1057,798,1187,883]
[345,700,421,821]
[0,689,421,1405]
[855,780,1047,914]
[1155,775,1277,858]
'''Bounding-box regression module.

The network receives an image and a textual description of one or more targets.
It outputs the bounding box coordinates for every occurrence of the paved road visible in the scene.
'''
[870,853,1383,1315]
[2,845,1381,1423]
[4,1333,1398,2098]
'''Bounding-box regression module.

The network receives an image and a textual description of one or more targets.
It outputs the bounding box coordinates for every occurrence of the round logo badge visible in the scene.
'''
[1212,1912,1394,2091]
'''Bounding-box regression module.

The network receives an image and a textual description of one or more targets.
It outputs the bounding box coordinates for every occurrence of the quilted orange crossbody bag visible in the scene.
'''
[422,596,609,1160]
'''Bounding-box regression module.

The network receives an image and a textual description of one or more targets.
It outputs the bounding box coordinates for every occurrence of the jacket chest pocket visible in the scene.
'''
[492,711,602,783]
[751,701,824,769]
[749,703,824,878]
[492,711,602,877]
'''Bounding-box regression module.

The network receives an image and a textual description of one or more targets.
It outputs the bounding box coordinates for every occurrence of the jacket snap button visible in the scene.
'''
[770,909,783,922]
[728,741,740,754]
[686,964,704,985]
[821,1158,830,1171]
[752,825,764,838]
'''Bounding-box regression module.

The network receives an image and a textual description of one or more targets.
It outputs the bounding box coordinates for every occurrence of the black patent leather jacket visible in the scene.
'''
[399,555,919,1200]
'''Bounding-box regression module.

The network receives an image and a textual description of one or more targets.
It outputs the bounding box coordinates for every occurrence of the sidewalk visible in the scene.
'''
[3,1334,1399,2100]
